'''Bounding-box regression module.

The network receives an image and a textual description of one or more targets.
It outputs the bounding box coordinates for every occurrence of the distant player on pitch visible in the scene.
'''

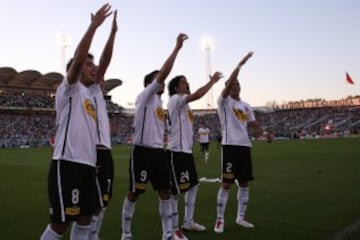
[197,123,210,163]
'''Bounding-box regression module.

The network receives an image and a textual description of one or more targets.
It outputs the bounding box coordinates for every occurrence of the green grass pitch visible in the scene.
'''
[0,138,359,240]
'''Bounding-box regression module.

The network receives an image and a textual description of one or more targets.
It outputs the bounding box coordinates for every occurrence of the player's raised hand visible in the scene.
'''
[175,33,189,50]
[209,71,224,83]
[111,10,118,33]
[91,3,112,27]
[238,51,254,68]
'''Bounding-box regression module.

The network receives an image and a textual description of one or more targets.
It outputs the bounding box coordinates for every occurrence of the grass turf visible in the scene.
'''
[0,138,359,239]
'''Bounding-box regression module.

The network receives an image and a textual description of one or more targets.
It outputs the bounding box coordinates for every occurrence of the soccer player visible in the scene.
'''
[197,123,210,163]
[167,71,223,240]
[88,9,118,240]
[40,4,112,240]
[121,33,188,240]
[213,52,264,234]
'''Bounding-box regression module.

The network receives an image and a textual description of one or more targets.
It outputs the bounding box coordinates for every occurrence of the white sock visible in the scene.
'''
[40,224,63,240]
[89,208,106,240]
[70,222,91,240]
[205,152,209,163]
[237,187,249,220]
[184,184,199,225]
[122,198,136,236]
[159,198,172,238]
[216,187,229,220]
[170,194,179,231]
[89,215,99,240]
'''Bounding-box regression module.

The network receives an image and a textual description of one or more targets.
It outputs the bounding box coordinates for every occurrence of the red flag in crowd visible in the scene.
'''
[346,72,354,84]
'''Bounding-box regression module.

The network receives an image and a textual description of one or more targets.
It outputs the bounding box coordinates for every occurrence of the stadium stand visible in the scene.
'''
[1,67,359,148]
[0,67,123,147]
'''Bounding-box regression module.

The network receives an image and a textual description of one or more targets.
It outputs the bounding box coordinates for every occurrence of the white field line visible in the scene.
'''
[330,220,360,240]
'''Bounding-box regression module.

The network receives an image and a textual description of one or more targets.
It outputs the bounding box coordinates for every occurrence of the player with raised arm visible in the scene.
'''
[167,71,223,240]
[88,9,118,240]
[40,4,112,240]
[121,33,188,240]
[214,52,264,234]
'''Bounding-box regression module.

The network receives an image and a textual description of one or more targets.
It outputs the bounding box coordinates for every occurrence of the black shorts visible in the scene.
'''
[128,145,171,194]
[96,148,114,207]
[221,145,254,183]
[169,151,199,195]
[48,160,97,223]
[200,142,209,152]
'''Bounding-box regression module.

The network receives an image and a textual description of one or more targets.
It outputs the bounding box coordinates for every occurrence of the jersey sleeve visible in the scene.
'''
[217,94,226,108]
[136,80,160,105]
[173,94,187,109]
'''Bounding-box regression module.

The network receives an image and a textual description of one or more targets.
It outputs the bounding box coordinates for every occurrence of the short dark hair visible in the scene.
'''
[168,75,185,96]
[144,70,159,87]
[66,53,94,72]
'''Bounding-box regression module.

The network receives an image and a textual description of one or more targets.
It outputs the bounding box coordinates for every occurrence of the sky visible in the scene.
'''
[1,0,359,109]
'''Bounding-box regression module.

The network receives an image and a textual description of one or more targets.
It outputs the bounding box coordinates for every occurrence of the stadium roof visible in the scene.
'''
[102,78,123,94]
[0,67,122,94]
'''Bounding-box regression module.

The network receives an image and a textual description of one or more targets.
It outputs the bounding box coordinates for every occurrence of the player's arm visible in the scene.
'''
[96,9,118,88]
[67,4,112,84]
[221,51,253,98]
[197,129,201,140]
[248,120,263,138]
[185,71,223,103]
[156,33,188,84]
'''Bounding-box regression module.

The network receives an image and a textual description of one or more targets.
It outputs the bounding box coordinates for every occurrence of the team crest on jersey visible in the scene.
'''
[156,107,165,121]
[84,99,97,121]
[188,110,194,123]
[232,107,248,122]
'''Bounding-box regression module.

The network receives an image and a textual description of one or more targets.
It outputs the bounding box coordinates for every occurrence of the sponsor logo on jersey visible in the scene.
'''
[179,182,190,190]
[103,194,109,202]
[135,183,146,190]
[223,172,235,180]
[65,206,80,216]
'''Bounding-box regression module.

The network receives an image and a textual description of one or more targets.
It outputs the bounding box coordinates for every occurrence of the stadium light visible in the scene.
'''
[201,36,214,109]
[57,34,71,74]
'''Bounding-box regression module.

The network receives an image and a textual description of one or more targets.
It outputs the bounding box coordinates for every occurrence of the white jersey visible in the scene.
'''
[167,94,194,153]
[217,95,255,147]
[133,80,165,148]
[198,127,210,143]
[53,78,97,166]
[89,84,111,149]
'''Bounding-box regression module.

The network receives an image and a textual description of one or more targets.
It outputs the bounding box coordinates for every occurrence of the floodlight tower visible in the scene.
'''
[202,36,214,109]
[58,34,71,74]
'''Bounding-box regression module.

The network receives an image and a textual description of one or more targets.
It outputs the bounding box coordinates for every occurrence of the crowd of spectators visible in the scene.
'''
[256,106,360,138]
[109,113,133,144]
[0,113,55,148]
[1,91,360,148]
[0,91,55,109]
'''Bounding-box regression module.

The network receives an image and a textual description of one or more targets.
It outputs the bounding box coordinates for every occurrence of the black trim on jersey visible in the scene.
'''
[167,113,172,126]
[140,106,147,144]
[179,110,182,151]
[223,107,228,142]
[62,97,72,156]
[94,97,101,143]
